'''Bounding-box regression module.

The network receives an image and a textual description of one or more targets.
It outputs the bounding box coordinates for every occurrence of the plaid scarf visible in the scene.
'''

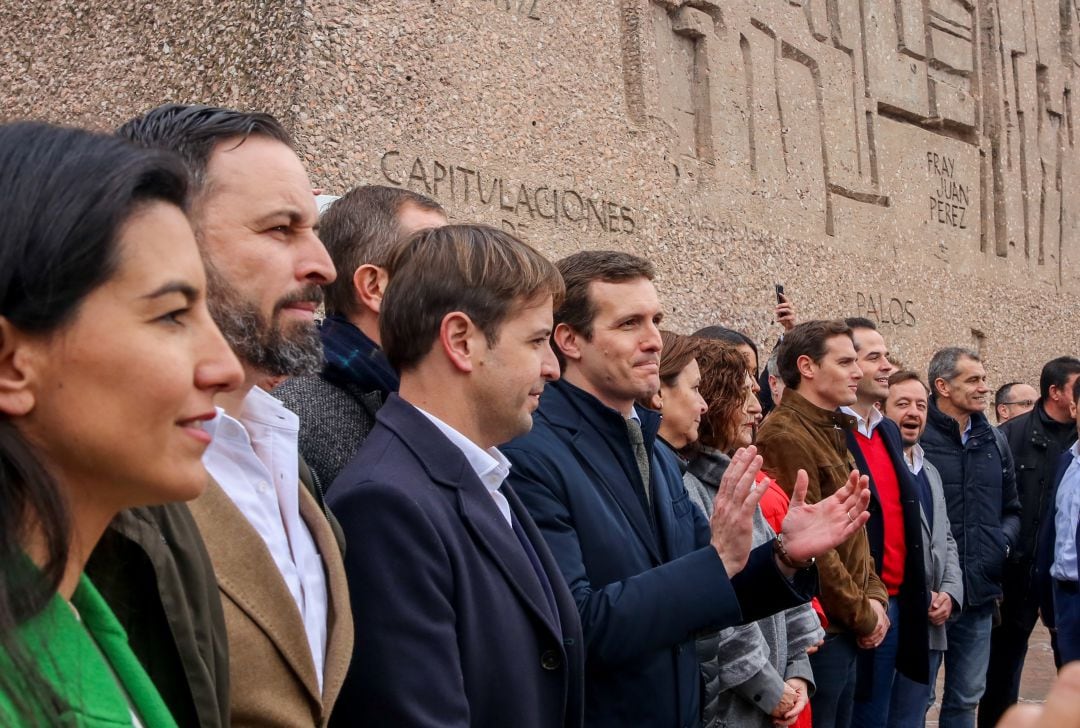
[320,314,400,394]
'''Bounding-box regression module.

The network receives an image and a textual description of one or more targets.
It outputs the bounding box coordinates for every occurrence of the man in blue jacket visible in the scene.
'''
[503,250,873,728]
[1035,379,1080,666]
[921,347,1021,728]
[328,225,585,727]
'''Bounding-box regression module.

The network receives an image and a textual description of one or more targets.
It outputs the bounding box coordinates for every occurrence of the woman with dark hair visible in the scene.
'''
[0,122,242,725]
[681,338,823,728]
[642,331,709,451]
[693,325,760,383]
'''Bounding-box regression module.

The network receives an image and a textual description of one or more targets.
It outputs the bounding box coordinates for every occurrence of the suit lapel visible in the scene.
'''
[188,480,321,705]
[456,461,562,637]
[568,429,662,563]
[298,486,352,712]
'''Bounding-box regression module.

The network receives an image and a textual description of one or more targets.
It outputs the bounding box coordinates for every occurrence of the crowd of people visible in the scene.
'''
[0,103,1078,728]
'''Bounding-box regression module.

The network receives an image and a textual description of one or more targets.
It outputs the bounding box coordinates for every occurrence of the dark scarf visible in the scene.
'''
[320,314,400,394]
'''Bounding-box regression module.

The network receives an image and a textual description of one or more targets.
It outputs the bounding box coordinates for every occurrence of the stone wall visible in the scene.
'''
[3,0,1079,386]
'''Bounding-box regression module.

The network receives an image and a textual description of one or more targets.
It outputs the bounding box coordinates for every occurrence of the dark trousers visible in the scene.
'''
[1054,579,1080,664]
[811,631,858,728]
[978,564,1040,728]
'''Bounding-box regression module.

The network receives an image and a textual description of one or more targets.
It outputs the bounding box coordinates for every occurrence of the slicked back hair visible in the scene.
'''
[117,103,292,191]
[776,319,853,390]
[994,382,1024,409]
[1039,356,1080,400]
[927,347,980,399]
[321,185,445,316]
[380,224,565,373]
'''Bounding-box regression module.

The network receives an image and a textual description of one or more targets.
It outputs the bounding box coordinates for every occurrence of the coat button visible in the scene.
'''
[541,650,562,670]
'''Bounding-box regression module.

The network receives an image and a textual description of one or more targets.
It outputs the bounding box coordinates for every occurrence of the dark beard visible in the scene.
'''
[204,263,324,377]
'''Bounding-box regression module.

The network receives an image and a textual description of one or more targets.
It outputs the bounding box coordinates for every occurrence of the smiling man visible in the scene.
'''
[921,347,1020,728]
[326,225,584,728]
[755,319,889,728]
[840,319,929,727]
[503,254,873,728]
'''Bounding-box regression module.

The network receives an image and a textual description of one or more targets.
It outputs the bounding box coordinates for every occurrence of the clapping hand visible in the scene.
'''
[778,468,871,564]
[709,446,767,578]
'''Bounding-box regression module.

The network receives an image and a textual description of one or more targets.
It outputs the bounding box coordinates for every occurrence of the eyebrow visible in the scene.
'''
[253,208,313,228]
[143,281,198,303]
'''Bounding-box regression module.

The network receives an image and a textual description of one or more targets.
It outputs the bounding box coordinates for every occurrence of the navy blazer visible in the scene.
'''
[1035,450,1075,630]
[845,418,930,685]
[503,380,815,728]
[327,394,584,728]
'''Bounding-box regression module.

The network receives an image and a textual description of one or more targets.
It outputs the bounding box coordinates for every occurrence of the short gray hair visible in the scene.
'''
[928,347,981,397]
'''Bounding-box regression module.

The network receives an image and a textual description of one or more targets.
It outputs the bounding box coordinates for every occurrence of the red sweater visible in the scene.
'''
[856,429,906,595]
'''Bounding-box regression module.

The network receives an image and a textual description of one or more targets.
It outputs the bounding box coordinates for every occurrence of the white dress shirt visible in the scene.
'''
[203,386,329,689]
[903,442,927,476]
[416,406,514,527]
[841,405,884,438]
[1052,442,1080,582]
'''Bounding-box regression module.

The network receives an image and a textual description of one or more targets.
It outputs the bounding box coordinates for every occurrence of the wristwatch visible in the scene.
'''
[774,533,815,570]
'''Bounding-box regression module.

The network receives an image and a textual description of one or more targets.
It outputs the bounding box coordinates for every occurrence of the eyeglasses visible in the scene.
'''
[1001,400,1036,408]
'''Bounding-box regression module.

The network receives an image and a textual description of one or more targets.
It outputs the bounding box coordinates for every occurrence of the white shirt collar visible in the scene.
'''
[840,404,884,438]
[1071,441,1080,461]
[415,407,513,526]
[905,442,926,475]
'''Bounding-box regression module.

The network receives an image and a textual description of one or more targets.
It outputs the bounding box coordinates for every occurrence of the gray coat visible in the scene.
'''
[917,456,964,650]
[685,470,823,727]
[274,374,382,488]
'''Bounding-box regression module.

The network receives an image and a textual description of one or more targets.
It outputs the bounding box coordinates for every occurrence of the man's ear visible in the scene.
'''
[552,323,582,363]
[0,318,38,417]
[795,354,815,382]
[439,312,479,374]
[647,390,663,411]
[933,377,950,400]
[352,264,390,315]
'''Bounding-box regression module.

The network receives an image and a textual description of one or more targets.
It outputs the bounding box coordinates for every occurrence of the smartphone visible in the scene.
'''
[775,283,785,304]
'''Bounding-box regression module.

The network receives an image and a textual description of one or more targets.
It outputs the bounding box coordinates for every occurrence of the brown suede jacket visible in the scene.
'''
[756,389,888,636]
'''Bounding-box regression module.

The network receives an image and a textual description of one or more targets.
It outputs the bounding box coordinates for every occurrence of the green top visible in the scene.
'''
[0,573,178,727]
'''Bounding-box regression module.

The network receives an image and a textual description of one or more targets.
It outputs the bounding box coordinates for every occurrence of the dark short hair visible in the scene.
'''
[555,250,654,339]
[693,326,759,375]
[844,317,878,332]
[1039,356,1080,400]
[117,103,292,191]
[380,224,565,372]
[994,382,1024,408]
[776,319,853,390]
[321,185,445,316]
[889,370,929,393]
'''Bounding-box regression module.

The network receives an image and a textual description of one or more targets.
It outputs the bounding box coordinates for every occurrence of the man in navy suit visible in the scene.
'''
[503,250,874,728]
[1037,380,1080,666]
[841,319,929,727]
[327,224,584,727]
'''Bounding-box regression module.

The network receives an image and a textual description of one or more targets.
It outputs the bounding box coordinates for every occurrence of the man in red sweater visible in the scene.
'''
[842,318,930,727]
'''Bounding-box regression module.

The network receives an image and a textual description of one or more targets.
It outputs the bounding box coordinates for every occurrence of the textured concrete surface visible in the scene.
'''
[3,0,1079,382]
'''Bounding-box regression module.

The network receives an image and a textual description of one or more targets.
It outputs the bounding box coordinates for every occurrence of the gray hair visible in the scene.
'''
[928,347,981,397]
[766,347,780,377]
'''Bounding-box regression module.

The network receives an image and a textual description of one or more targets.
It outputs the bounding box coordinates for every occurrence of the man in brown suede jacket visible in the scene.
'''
[756,319,889,728]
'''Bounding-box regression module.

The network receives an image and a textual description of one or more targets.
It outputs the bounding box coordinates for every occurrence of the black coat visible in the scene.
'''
[999,403,1077,564]
[845,418,930,685]
[503,379,815,728]
[921,402,1021,608]
[327,394,585,728]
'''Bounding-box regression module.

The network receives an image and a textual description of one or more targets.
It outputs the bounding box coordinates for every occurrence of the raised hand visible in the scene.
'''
[709,446,767,578]
[779,468,871,564]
